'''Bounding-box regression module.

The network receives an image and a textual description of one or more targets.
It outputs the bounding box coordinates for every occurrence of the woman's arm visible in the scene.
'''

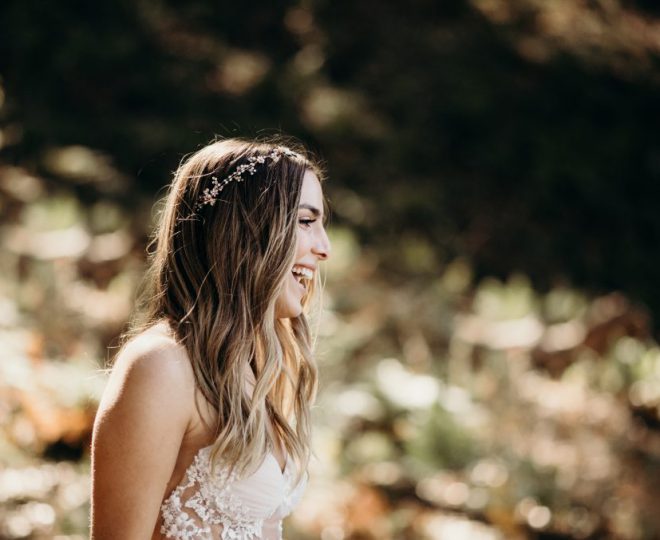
[90,339,194,539]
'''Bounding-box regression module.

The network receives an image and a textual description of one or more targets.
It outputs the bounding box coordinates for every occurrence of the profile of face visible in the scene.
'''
[275,169,331,318]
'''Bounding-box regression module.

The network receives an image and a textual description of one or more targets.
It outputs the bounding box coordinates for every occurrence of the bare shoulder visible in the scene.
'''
[94,322,197,448]
[91,322,196,538]
[116,322,193,380]
[103,323,195,410]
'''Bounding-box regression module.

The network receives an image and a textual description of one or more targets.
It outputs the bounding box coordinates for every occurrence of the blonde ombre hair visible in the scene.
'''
[126,137,324,481]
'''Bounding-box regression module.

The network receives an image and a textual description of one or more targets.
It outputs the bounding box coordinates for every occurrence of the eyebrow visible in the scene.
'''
[298,203,323,218]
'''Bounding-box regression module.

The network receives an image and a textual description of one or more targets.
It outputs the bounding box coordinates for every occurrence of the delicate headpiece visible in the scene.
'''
[197,146,303,209]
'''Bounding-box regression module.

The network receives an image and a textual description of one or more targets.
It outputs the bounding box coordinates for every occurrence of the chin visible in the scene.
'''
[275,276,308,318]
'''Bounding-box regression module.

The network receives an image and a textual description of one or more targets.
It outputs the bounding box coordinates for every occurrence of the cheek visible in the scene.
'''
[294,231,307,257]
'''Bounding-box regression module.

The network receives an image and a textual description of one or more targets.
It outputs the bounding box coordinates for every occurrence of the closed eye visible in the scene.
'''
[299,218,316,228]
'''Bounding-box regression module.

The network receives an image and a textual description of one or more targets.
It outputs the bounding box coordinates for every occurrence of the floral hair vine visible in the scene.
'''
[196,146,303,210]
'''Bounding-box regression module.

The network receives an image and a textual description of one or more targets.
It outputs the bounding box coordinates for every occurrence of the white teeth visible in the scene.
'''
[292,265,313,280]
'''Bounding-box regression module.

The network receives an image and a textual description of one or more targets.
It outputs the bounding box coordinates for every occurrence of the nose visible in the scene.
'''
[313,228,331,261]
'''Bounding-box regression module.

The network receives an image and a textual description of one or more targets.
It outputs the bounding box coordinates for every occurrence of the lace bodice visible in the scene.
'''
[160,445,307,540]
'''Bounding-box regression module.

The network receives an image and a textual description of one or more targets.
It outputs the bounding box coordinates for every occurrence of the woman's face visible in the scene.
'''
[276,169,331,319]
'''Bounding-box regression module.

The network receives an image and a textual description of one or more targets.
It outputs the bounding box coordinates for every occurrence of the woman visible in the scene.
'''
[90,138,331,539]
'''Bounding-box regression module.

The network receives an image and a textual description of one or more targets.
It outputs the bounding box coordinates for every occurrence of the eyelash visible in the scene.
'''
[298,218,315,228]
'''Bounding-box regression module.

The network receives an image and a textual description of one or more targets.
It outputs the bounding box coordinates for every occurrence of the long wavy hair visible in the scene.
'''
[125,137,323,481]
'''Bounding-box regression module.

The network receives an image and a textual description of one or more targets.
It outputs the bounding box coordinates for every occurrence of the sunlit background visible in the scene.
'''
[1,1,660,539]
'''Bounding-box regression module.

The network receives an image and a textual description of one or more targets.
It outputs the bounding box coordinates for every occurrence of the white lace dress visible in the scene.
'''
[160,445,307,540]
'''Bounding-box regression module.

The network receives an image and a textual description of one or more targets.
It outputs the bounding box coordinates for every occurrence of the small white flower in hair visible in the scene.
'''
[196,147,302,209]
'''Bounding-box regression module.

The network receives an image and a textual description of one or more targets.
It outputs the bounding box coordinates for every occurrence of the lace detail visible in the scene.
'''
[160,446,306,540]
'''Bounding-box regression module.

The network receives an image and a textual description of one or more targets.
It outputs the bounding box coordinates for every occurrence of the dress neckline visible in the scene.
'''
[160,439,307,540]
[266,450,288,476]
[192,443,290,480]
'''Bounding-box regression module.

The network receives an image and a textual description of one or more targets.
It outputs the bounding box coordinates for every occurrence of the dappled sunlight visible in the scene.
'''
[472,0,660,73]
[0,196,119,537]
[300,86,389,138]
[42,147,128,192]
[0,463,88,539]
[207,50,271,95]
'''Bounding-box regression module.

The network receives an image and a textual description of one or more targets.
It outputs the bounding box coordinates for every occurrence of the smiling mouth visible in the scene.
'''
[291,265,313,290]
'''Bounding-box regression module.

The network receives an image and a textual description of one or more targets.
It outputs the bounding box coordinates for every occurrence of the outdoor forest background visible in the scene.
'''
[1,0,660,538]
